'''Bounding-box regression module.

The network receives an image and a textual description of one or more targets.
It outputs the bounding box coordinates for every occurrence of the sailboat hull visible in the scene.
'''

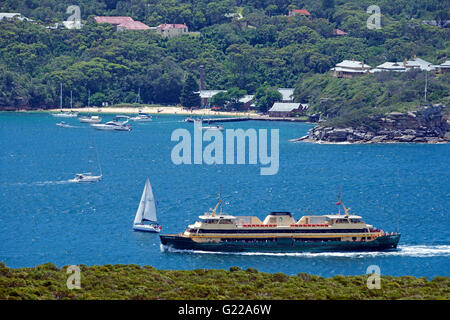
[133,224,161,233]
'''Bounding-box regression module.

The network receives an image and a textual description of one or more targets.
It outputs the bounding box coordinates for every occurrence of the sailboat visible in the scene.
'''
[133,178,161,233]
[52,84,78,118]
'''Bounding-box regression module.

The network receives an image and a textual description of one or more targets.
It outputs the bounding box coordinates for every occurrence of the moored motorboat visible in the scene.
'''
[79,115,102,123]
[130,113,152,122]
[160,194,400,253]
[91,120,131,131]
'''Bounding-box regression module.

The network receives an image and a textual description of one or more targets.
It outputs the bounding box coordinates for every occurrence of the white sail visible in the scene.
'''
[133,178,157,225]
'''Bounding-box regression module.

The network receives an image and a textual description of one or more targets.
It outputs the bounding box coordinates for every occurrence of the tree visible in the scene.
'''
[255,86,282,113]
[180,74,200,108]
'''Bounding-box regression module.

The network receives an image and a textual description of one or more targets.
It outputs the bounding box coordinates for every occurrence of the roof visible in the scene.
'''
[239,95,254,103]
[94,16,150,30]
[293,9,311,16]
[335,60,371,70]
[405,57,435,71]
[269,102,302,112]
[94,16,134,24]
[197,90,226,99]
[278,88,295,101]
[370,62,406,72]
[157,23,188,30]
[439,60,450,68]
[0,13,30,21]
[331,67,367,73]
[324,215,362,219]
[332,28,347,36]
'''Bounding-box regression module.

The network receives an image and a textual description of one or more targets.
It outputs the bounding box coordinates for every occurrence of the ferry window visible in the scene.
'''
[219,219,232,224]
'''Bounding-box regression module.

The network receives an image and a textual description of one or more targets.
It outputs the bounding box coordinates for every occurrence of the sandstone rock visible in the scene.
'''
[370,135,388,143]
[395,135,415,142]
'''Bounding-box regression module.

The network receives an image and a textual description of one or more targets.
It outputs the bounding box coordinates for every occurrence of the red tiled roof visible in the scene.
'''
[157,23,187,30]
[294,9,311,16]
[94,16,134,24]
[94,16,150,30]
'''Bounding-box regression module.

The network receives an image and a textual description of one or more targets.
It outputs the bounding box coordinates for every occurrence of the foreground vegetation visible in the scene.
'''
[0,263,448,300]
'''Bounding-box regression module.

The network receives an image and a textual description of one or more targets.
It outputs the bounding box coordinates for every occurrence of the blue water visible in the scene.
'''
[0,113,449,277]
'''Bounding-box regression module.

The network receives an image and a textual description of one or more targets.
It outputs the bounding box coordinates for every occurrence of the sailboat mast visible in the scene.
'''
[70,90,73,110]
[60,83,62,111]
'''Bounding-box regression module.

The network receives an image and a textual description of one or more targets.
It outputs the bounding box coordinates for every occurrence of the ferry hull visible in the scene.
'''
[160,234,401,253]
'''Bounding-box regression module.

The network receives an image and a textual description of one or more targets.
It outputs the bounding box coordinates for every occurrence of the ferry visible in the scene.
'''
[160,195,400,253]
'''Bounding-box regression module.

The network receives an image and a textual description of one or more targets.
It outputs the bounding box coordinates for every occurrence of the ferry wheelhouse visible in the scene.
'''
[160,196,400,253]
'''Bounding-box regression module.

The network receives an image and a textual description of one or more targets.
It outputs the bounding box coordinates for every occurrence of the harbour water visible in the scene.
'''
[0,113,449,277]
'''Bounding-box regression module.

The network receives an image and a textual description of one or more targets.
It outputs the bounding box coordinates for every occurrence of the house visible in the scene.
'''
[156,23,188,37]
[436,60,450,74]
[0,13,31,22]
[268,102,309,117]
[238,95,255,110]
[330,60,371,78]
[278,88,295,102]
[404,56,436,71]
[288,9,311,17]
[94,16,150,30]
[198,90,226,107]
[332,29,347,36]
[370,61,407,73]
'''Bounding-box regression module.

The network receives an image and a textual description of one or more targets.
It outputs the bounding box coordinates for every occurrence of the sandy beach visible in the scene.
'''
[47,105,258,117]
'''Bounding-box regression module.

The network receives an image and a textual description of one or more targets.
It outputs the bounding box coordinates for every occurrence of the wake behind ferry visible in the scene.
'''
[160,194,400,253]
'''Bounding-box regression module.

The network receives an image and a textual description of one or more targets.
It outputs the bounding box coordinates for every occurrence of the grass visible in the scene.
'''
[0,263,448,300]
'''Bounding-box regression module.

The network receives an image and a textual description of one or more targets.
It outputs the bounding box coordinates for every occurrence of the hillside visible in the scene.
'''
[0,0,449,112]
[1,263,449,300]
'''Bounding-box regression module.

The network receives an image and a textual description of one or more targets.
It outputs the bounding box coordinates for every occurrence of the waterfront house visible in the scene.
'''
[156,23,189,37]
[268,102,308,117]
[94,16,150,31]
[238,95,255,110]
[330,60,371,78]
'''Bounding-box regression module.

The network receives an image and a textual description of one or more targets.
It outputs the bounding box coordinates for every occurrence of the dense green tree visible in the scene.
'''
[180,74,200,108]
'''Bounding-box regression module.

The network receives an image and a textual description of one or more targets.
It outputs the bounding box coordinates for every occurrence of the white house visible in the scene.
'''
[330,60,371,78]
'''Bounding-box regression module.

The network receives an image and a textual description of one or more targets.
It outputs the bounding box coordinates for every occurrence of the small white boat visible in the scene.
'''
[72,173,102,183]
[56,121,73,128]
[130,113,152,122]
[79,115,102,123]
[91,121,131,131]
[201,125,224,131]
[133,178,161,233]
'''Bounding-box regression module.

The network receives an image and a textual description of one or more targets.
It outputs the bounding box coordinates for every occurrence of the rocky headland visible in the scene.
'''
[293,105,450,144]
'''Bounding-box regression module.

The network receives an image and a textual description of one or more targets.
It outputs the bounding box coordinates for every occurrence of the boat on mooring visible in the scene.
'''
[160,194,400,253]
[133,178,161,233]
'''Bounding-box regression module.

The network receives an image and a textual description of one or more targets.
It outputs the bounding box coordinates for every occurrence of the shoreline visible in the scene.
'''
[27,106,258,117]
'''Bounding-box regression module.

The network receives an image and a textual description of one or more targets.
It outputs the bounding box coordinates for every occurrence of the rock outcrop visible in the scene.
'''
[293,105,450,144]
